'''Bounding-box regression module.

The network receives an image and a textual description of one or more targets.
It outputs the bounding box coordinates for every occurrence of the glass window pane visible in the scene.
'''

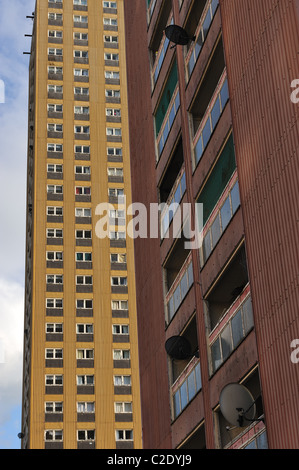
[194,135,203,164]
[203,230,212,262]
[202,118,212,149]
[211,338,221,371]
[221,324,232,361]
[220,78,229,109]
[257,431,268,449]
[220,196,231,231]
[173,284,181,312]
[180,271,188,300]
[231,181,241,213]
[180,381,188,410]
[211,214,221,247]
[231,309,243,348]
[243,297,254,334]
[211,96,221,130]
[187,372,196,401]
[195,363,202,391]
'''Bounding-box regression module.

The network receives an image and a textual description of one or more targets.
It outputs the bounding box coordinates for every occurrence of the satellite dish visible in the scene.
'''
[219,383,256,427]
[165,336,192,360]
[165,25,196,47]
[18,432,24,439]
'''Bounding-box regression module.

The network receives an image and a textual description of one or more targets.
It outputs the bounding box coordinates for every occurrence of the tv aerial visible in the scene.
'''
[164,24,196,49]
[219,383,263,428]
[165,336,199,361]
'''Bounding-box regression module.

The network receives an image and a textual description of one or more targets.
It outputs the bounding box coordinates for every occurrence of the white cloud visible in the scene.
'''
[0,278,24,425]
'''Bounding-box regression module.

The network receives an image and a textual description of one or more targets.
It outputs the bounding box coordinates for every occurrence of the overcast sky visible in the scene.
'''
[0,0,36,449]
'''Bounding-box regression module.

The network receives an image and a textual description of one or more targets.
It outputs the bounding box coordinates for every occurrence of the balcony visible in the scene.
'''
[156,86,180,161]
[192,70,229,169]
[209,287,254,373]
[199,172,240,267]
[185,0,219,80]
[172,357,202,420]
[165,251,194,324]
[151,15,173,88]
[160,166,186,239]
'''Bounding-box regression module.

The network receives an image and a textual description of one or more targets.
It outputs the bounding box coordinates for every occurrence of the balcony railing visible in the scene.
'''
[210,287,254,372]
[157,86,180,160]
[172,357,202,419]
[165,252,193,323]
[199,171,240,267]
[152,16,173,88]
[160,167,186,239]
[193,70,229,169]
[185,0,219,79]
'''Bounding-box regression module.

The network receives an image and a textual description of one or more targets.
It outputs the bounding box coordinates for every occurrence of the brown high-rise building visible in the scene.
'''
[123,0,299,449]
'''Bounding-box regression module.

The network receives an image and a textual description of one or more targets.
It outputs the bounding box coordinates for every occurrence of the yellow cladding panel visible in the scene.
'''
[25,0,142,450]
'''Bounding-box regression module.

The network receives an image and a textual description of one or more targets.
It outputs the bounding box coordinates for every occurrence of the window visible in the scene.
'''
[46,274,63,284]
[48,13,63,21]
[48,48,63,56]
[76,252,92,262]
[109,231,126,240]
[46,298,63,308]
[106,127,122,136]
[45,402,63,413]
[48,66,63,74]
[114,375,131,386]
[74,68,89,77]
[110,253,126,263]
[76,299,93,309]
[103,1,117,8]
[46,323,63,334]
[73,15,88,23]
[104,53,119,61]
[106,108,121,117]
[76,275,93,285]
[108,167,123,176]
[74,0,88,6]
[75,165,90,175]
[45,430,63,442]
[46,228,63,238]
[114,402,132,413]
[74,86,89,95]
[75,207,91,217]
[76,324,93,334]
[75,125,90,134]
[75,186,91,195]
[112,324,129,335]
[48,84,63,93]
[45,374,63,386]
[47,164,63,173]
[47,143,63,152]
[104,35,118,43]
[113,349,130,360]
[74,50,88,58]
[111,300,128,310]
[108,187,124,197]
[109,209,125,219]
[76,348,94,359]
[75,230,92,239]
[48,103,63,113]
[77,375,94,385]
[107,147,122,156]
[74,32,88,40]
[77,430,95,441]
[103,17,118,26]
[47,206,63,216]
[47,185,63,195]
[74,105,89,114]
[75,145,90,154]
[46,251,63,261]
[48,123,63,133]
[115,430,133,441]
[45,348,63,359]
[105,71,120,80]
[105,89,120,98]
[77,402,95,413]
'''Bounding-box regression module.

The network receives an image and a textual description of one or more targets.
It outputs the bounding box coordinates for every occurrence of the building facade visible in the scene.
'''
[21,0,142,449]
[123,0,299,449]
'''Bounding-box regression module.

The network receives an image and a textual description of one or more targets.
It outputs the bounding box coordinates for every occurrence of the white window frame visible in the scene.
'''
[48,65,63,74]
[114,402,132,413]
[46,274,63,284]
[73,15,88,23]
[45,374,63,386]
[45,402,63,413]
[103,17,118,26]
[46,228,63,238]
[48,30,63,38]
[104,52,119,61]
[76,275,93,285]
[112,324,129,335]
[111,300,128,311]
[47,206,63,216]
[45,348,63,359]
[47,163,63,173]
[76,348,94,359]
[48,103,63,113]
[46,298,63,309]
[75,145,90,154]
[76,299,93,309]
[76,324,93,334]
[113,375,131,386]
[48,84,63,93]
[46,251,63,261]
[46,323,63,334]
[45,430,63,442]
[105,89,120,98]
[47,143,63,152]
[77,402,95,413]
[76,374,94,385]
[115,430,133,442]
[113,349,130,360]
[75,186,91,195]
